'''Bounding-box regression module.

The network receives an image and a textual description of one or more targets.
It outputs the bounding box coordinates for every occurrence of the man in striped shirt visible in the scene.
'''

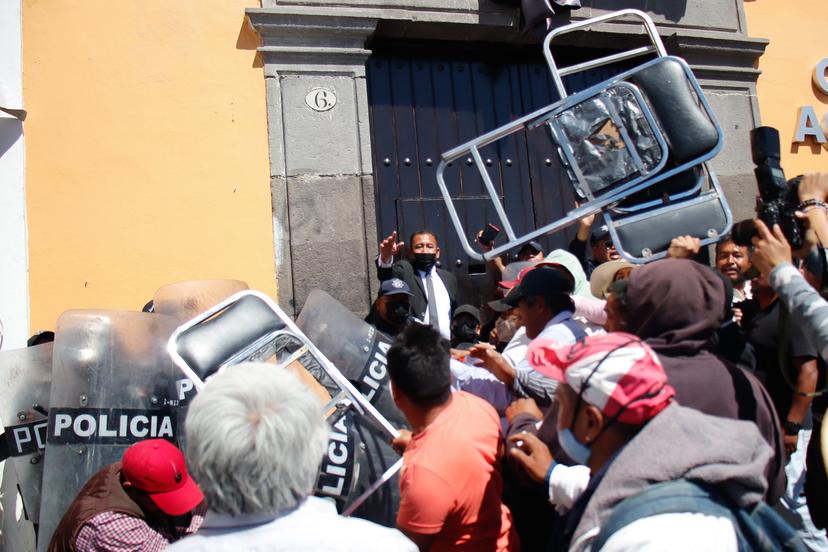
[469,267,588,407]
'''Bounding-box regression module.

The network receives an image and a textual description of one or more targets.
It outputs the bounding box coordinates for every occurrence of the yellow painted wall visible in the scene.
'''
[23,0,276,331]
[744,0,828,175]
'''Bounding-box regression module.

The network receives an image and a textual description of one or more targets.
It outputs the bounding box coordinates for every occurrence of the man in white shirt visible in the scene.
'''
[715,237,753,302]
[377,230,457,340]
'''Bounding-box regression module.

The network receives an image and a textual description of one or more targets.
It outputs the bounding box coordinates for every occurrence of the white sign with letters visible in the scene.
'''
[794,57,828,144]
[305,87,337,112]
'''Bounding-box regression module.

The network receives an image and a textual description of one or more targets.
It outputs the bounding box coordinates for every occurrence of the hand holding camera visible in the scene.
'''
[751,172,828,276]
[476,223,501,250]
[731,127,805,250]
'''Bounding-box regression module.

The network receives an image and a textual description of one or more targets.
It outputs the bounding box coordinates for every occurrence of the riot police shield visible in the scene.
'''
[0,343,52,525]
[296,288,406,428]
[37,310,181,552]
[296,289,407,524]
[167,290,402,526]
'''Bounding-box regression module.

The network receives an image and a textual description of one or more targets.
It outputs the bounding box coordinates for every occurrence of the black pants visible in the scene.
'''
[806,420,827,529]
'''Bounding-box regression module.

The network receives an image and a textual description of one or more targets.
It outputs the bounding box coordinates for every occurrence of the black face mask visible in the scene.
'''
[412,253,437,272]
[453,322,479,344]
[386,300,411,326]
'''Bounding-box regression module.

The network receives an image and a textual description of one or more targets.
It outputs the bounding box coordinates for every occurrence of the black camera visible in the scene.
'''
[731,127,804,249]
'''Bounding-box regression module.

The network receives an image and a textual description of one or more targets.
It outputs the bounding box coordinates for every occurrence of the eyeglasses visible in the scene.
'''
[603,240,615,249]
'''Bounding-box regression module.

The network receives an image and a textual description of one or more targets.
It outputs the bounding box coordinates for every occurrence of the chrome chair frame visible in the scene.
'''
[167,290,400,438]
[436,9,730,263]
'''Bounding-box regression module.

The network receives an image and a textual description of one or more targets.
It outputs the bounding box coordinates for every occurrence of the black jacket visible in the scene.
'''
[376,258,458,322]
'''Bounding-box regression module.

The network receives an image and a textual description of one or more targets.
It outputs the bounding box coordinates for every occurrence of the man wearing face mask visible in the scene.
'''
[450,305,481,350]
[508,333,796,552]
[377,230,458,340]
[490,307,523,352]
[365,278,416,337]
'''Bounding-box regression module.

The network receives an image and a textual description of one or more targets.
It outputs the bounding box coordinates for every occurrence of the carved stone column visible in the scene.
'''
[248,9,379,316]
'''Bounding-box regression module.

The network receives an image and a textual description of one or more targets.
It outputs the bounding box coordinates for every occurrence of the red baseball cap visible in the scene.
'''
[498,264,538,290]
[526,332,675,425]
[499,261,575,293]
[121,439,204,516]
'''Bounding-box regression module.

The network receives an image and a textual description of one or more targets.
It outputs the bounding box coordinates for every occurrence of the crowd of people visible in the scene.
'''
[48,173,828,551]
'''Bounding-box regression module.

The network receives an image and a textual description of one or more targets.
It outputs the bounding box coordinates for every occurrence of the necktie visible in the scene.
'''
[425,272,440,331]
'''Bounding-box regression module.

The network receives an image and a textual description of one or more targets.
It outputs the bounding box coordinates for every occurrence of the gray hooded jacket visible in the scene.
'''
[570,403,772,551]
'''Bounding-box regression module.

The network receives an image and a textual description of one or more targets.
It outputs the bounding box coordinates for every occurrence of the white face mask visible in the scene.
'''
[495,317,519,343]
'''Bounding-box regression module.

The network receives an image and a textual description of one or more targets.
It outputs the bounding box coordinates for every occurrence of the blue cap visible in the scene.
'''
[379,278,414,297]
[517,240,544,256]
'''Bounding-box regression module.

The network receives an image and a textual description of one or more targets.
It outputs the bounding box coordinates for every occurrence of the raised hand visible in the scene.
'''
[667,235,701,259]
[797,172,828,204]
[379,231,405,264]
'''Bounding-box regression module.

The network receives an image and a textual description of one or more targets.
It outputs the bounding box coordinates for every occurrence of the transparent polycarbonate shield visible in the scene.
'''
[37,311,181,552]
[317,409,402,527]
[296,290,407,525]
[297,289,406,428]
[153,279,249,323]
[0,343,53,523]
[1,460,38,552]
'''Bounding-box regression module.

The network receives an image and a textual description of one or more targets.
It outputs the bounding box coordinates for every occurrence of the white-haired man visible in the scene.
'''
[167,363,416,551]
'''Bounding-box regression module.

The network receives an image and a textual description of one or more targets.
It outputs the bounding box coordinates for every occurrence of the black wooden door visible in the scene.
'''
[367,48,620,311]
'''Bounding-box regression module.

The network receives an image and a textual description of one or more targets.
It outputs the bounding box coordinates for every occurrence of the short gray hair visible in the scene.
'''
[184,362,329,515]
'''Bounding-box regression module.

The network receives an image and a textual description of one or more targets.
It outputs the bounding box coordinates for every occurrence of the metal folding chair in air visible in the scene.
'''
[167,290,402,517]
[436,9,732,263]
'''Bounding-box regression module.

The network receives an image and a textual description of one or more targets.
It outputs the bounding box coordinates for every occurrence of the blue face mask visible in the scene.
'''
[558,337,645,467]
[559,427,592,466]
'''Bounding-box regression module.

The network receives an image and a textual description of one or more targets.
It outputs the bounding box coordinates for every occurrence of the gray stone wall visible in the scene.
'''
[248,1,765,316]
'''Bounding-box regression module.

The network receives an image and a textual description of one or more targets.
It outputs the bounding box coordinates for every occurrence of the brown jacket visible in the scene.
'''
[48,462,145,552]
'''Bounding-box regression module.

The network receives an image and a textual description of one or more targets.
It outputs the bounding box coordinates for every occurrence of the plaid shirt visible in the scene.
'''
[75,505,204,552]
